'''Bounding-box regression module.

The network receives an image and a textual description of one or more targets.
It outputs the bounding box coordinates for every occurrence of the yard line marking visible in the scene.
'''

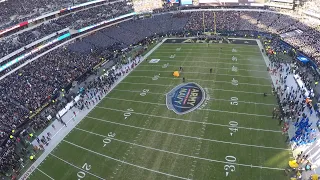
[99,97,272,118]
[150,55,265,61]
[50,153,106,180]
[146,60,265,67]
[120,82,266,95]
[85,116,289,150]
[37,168,55,180]
[72,128,286,171]
[111,89,276,106]
[154,50,262,54]
[139,65,267,73]
[126,76,271,87]
[88,104,281,133]
[62,140,189,180]
[135,69,270,80]
[157,48,260,52]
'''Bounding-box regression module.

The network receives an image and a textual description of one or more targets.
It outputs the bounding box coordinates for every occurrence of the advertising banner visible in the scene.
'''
[181,0,192,5]
[167,0,179,3]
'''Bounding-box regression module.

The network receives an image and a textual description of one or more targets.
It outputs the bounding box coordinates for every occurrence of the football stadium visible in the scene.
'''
[1,0,320,180]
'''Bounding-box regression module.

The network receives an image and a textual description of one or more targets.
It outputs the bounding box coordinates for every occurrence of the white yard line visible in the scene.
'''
[149,55,266,62]
[98,97,273,118]
[135,69,270,80]
[136,66,265,72]
[153,51,262,55]
[141,61,266,67]
[110,89,276,106]
[162,43,259,47]
[120,82,266,95]
[97,98,281,133]
[37,168,55,180]
[50,153,106,180]
[74,127,285,171]
[158,48,259,52]
[62,140,190,180]
[125,76,271,87]
[85,116,289,151]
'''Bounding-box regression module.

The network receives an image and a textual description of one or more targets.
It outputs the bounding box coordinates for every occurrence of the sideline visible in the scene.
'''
[18,38,166,180]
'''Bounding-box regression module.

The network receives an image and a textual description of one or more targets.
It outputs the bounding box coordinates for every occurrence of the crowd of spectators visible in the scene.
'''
[0,0,94,29]
[301,0,320,15]
[1,3,320,177]
[0,0,133,60]
[185,11,320,64]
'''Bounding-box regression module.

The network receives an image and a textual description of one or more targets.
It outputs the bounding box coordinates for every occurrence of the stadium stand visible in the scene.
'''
[1,1,320,177]
[0,0,133,59]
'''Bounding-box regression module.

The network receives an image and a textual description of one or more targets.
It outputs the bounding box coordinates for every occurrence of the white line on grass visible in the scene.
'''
[141,61,266,67]
[135,69,270,80]
[157,48,260,52]
[74,127,285,171]
[141,59,267,68]
[161,43,259,47]
[98,97,273,118]
[93,102,281,133]
[150,55,265,61]
[62,140,189,180]
[120,82,267,95]
[154,49,262,53]
[85,116,289,151]
[126,76,271,87]
[153,51,262,55]
[50,153,106,180]
[37,168,55,180]
[148,65,267,72]
[111,89,276,106]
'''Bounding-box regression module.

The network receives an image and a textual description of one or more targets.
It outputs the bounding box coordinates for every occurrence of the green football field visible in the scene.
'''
[30,39,291,180]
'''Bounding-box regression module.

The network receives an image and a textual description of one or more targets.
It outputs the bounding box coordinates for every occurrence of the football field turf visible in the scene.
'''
[30,39,290,180]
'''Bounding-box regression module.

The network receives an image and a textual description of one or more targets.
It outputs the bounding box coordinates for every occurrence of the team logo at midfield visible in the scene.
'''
[166,83,206,115]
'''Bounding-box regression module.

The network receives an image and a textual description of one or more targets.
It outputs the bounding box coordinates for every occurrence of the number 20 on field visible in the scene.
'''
[77,163,92,180]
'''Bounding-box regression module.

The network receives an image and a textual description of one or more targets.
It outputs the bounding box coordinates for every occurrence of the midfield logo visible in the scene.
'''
[166,83,206,115]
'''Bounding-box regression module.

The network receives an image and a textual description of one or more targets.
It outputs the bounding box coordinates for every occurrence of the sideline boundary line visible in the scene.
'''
[62,140,189,180]
[19,37,166,180]
[74,127,285,171]
[85,115,289,151]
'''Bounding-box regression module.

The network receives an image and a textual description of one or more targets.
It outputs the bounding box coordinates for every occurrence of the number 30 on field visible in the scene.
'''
[103,132,116,147]
[224,155,236,177]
